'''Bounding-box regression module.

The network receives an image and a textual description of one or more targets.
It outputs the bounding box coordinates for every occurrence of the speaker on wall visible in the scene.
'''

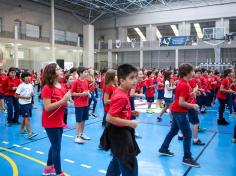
[56,59,64,69]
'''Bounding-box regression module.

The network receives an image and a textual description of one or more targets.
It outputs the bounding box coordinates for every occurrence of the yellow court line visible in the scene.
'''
[0,147,70,176]
[0,152,19,176]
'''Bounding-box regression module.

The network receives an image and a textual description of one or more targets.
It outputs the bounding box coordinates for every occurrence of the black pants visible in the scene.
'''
[45,128,63,175]
[218,98,227,120]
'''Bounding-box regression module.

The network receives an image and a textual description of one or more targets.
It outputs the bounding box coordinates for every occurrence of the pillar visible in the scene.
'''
[14,25,19,67]
[175,49,179,69]
[83,24,94,68]
[108,39,112,68]
[51,0,55,62]
[140,41,143,68]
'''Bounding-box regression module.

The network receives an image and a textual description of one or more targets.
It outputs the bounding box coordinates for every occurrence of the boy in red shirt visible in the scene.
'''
[71,67,90,144]
[217,69,236,125]
[159,63,200,168]
[146,71,155,114]
[100,64,140,176]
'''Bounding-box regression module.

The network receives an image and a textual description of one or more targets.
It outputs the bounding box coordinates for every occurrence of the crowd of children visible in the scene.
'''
[0,63,236,176]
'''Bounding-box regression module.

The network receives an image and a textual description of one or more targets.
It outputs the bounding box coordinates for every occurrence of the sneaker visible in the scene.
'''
[178,136,183,141]
[74,136,85,144]
[28,132,38,139]
[81,133,91,140]
[157,117,162,122]
[182,157,200,168]
[57,172,66,176]
[193,139,205,146]
[217,119,229,125]
[42,165,56,175]
[159,148,174,156]
[232,138,236,143]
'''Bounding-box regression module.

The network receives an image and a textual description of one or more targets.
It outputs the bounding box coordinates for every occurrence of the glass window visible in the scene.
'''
[229,19,236,33]
[190,21,215,37]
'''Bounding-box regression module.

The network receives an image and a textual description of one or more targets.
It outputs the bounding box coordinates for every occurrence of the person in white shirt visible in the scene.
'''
[157,70,176,122]
[15,72,37,139]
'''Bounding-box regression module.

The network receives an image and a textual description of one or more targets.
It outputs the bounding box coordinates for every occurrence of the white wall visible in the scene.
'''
[0,0,83,36]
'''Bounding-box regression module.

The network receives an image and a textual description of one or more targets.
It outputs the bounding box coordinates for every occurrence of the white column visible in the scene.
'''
[83,24,94,68]
[51,0,55,62]
[76,36,80,67]
[108,39,112,68]
[140,41,143,68]
[146,24,156,41]
[179,21,191,36]
[214,46,221,63]
[175,49,179,69]
[14,25,19,67]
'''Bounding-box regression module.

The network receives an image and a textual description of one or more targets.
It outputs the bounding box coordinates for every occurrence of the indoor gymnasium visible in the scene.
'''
[0,0,236,176]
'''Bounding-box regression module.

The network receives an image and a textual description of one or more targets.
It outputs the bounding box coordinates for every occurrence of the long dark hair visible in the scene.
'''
[223,68,233,78]
[42,63,57,88]
[164,70,172,85]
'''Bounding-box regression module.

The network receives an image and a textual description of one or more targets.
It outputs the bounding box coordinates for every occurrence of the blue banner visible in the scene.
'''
[160,36,197,47]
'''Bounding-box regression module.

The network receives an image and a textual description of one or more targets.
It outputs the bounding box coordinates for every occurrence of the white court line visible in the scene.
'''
[64,159,75,163]
[12,144,21,148]
[2,141,9,144]
[80,164,91,169]
[62,134,74,138]
[36,151,44,155]
[98,170,106,174]
[23,147,31,151]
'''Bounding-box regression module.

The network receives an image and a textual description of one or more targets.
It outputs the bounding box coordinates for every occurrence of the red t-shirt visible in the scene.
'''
[108,88,131,127]
[217,77,231,100]
[41,84,66,128]
[171,79,192,113]
[63,83,71,92]
[0,75,7,94]
[207,75,215,90]
[88,80,96,92]
[157,76,164,90]
[136,82,143,94]
[103,84,117,112]
[71,79,89,107]
[188,78,197,104]
[100,77,105,91]
[3,76,21,96]
[146,77,155,97]
[214,75,221,89]
[200,76,208,92]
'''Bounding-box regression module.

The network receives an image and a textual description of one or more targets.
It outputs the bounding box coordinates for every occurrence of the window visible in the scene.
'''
[55,29,65,41]
[26,23,40,38]
[190,21,215,38]
[229,19,236,33]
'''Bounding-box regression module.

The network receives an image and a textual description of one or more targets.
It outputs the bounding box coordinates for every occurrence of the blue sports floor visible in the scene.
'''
[0,92,236,176]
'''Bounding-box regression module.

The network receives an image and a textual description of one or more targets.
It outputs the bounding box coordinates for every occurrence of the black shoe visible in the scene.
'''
[178,136,183,141]
[217,119,229,125]
[193,139,205,146]
[159,148,174,156]
[182,157,200,168]
[157,117,162,122]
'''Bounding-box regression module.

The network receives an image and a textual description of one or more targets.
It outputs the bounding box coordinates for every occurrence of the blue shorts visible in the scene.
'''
[146,97,154,103]
[20,104,32,118]
[75,107,89,123]
[188,109,199,125]
[0,93,4,99]
[157,90,164,100]
[164,97,173,106]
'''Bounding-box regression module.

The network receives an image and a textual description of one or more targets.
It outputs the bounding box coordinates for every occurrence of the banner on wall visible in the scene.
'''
[160,36,197,47]
[116,40,121,48]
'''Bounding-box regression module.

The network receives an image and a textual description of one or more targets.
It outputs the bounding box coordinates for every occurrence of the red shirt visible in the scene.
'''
[216,77,231,100]
[200,76,208,92]
[100,77,105,91]
[188,78,197,104]
[146,77,155,97]
[71,79,89,107]
[136,82,143,94]
[103,84,116,112]
[108,88,131,127]
[41,84,67,128]
[0,75,7,94]
[63,83,71,92]
[88,80,96,92]
[207,75,214,90]
[171,79,192,113]
[157,76,164,90]
[3,76,21,96]
[214,75,221,88]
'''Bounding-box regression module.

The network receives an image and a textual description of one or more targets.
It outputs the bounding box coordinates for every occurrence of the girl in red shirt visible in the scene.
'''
[41,63,71,176]
[3,67,21,126]
[102,69,117,127]
[0,69,7,112]
[146,71,155,114]
[216,69,236,125]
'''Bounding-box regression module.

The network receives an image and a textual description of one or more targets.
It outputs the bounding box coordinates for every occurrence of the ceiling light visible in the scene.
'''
[127,36,131,42]
[170,25,179,36]
[194,23,203,39]
[156,28,162,39]
[134,27,146,41]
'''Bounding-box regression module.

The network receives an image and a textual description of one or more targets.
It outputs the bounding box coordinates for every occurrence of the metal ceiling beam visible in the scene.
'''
[90,12,106,24]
